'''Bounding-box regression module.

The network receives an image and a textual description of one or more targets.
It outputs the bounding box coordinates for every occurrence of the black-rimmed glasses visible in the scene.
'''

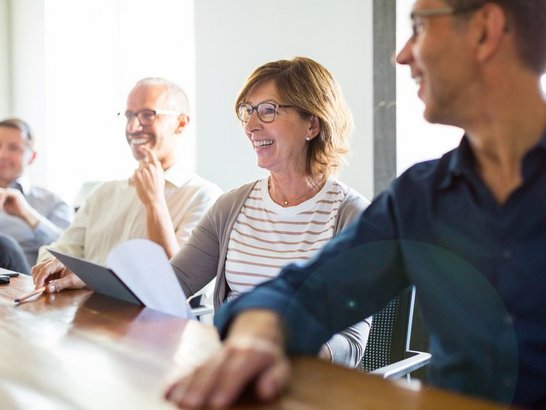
[236,102,295,123]
[118,109,182,126]
[410,4,482,39]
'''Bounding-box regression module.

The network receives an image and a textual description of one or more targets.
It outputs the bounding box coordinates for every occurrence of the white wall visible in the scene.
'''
[6,0,373,201]
[396,0,462,175]
[3,0,196,204]
[0,0,9,116]
[194,0,374,199]
[9,0,48,187]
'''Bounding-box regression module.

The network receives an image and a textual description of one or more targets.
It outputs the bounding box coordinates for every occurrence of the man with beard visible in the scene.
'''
[32,77,222,291]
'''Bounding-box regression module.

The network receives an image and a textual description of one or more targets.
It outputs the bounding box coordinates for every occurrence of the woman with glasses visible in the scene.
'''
[171,56,371,368]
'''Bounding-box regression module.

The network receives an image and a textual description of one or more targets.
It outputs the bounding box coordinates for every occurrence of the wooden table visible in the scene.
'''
[0,275,510,410]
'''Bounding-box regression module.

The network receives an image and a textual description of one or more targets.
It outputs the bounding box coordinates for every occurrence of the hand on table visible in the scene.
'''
[31,257,85,292]
[165,310,290,409]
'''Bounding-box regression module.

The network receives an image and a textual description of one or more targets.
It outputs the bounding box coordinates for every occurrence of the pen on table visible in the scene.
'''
[14,286,47,304]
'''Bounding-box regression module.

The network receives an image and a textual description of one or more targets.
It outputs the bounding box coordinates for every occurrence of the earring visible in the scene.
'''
[305,137,310,141]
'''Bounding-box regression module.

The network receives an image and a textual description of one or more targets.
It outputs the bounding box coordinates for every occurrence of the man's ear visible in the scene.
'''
[474,3,508,64]
[26,150,37,166]
[175,114,190,134]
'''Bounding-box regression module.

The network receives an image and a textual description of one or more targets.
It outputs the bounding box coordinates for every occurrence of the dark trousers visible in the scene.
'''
[0,234,31,275]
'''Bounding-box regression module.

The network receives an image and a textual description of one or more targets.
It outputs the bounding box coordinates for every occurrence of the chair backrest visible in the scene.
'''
[361,286,415,372]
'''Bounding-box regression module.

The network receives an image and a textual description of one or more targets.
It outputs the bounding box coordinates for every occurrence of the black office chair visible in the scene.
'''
[361,286,431,380]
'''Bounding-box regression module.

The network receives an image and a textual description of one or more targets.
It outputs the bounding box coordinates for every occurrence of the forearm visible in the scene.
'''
[20,207,40,229]
[145,200,180,259]
[227,309,285,345]
[32,218,65,246]
[324,318,372,367]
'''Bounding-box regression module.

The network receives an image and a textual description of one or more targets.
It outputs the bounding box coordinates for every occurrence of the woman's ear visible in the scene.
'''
[307,115,321,140]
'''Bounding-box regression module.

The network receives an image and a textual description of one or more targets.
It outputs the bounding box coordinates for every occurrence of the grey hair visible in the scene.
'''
[0,118,34,148]
[134,77,190,115]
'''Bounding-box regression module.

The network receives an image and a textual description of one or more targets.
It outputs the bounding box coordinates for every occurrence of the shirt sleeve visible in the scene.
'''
[171,200,223,298]
[32,199,74,246]
[37,194,89,262]
[322,187,372,367]
[173,183,223,246]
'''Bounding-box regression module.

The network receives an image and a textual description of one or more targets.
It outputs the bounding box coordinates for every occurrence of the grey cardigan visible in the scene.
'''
[171,179,371,367]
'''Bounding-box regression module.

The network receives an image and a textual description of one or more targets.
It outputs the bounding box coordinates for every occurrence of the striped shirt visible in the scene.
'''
[226,177,345,300]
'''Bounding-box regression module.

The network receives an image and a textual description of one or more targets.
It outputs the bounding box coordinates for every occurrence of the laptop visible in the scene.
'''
[47,248,143,306]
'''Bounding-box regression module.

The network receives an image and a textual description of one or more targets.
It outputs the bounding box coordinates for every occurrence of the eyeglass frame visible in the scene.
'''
[410,4,483,39]
[118,109,183,126]
[236,102,296,123]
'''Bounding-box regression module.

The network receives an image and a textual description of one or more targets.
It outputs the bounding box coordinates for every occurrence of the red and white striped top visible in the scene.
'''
[226,177,346,300]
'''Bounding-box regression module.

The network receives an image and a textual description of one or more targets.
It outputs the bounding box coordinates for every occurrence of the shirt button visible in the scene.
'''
[505,315,515,325]
[501,250,512,260]
[503,377,514,388]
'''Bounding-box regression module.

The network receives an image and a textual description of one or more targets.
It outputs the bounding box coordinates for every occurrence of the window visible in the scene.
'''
[43,0,195,203]
[395,0,462,176]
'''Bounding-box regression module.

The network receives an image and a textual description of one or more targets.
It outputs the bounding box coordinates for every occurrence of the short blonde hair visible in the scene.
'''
[235,57,353,178]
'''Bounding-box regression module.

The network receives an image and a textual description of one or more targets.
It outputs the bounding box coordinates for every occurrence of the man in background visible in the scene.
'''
[0,118,73,274]
[32,77,222,291]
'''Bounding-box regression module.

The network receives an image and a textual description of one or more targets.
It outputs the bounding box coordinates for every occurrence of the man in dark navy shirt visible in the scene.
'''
[166,1,546,409]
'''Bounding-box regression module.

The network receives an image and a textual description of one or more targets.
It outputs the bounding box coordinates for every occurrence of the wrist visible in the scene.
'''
[228,309,284,346]
[144,198,167,210]
[23,209,40,229]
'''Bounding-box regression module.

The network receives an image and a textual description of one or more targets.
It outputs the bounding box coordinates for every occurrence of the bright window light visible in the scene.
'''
[44,0,195,205]
[396,0,463,176]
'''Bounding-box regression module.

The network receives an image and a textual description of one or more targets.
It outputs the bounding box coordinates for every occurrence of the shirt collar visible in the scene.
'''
[9,175,30,195]
[538,129,546,151]
[163,161,195,188]
[437,130,546,190]
[436,135,471,190]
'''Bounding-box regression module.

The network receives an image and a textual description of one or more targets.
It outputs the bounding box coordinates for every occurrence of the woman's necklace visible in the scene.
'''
[268,176,324,207]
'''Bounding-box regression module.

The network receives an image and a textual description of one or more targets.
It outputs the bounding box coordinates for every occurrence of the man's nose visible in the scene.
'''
[396,38,413,66]
[126,115,143,132]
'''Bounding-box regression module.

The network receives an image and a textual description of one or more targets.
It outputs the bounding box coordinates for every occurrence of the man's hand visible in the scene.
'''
[31,258,85,292]
[0,187,40,228]
[131,147,166,207]
[165,310,290,409]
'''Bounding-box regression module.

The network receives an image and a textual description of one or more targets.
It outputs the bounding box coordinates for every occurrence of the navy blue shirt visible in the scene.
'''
[215,134,546,409]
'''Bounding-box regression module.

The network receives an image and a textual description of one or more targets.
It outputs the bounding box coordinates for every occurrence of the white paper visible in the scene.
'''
[106,239,195,319]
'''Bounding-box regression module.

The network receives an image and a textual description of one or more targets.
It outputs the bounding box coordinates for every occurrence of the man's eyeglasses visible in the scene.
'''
[236,102,296,123]
[118,109,182,126]
[410,4,482,39]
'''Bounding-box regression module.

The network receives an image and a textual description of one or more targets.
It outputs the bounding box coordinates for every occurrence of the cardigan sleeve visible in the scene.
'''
[323,185,372,367]
[170,203,223,298]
